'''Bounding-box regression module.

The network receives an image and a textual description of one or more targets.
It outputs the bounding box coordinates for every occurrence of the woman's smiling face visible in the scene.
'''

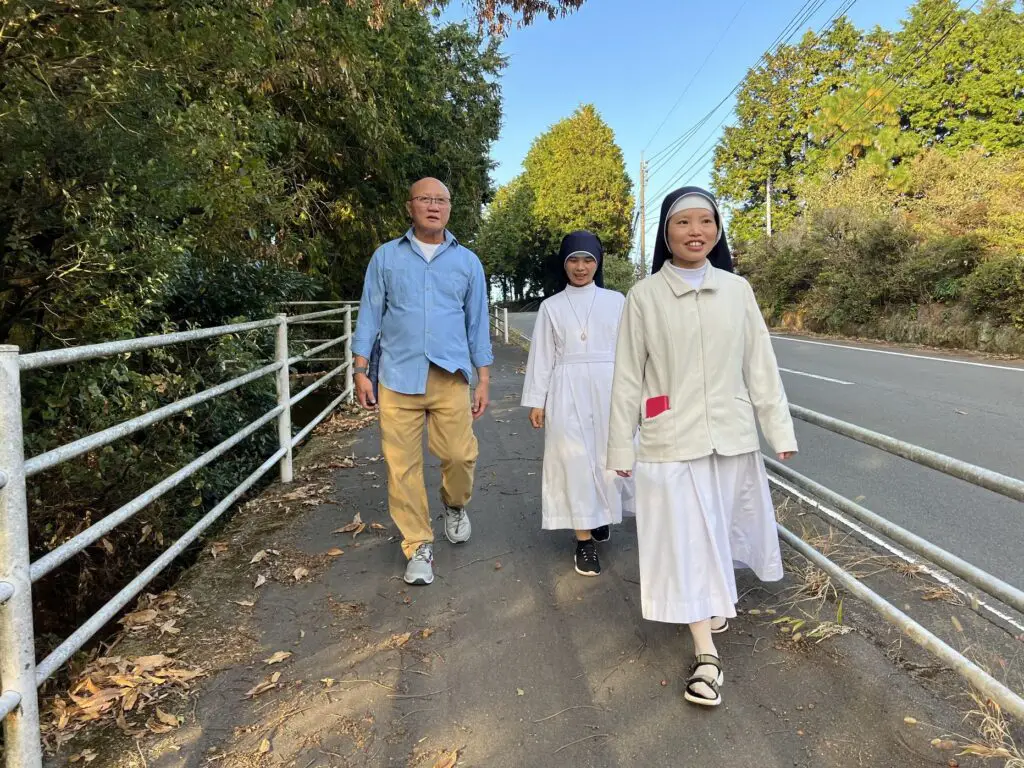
[666,208,718,266]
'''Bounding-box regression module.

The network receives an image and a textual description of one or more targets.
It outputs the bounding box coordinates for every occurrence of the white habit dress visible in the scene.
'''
[521,283,635,530]
[637,263,783,624]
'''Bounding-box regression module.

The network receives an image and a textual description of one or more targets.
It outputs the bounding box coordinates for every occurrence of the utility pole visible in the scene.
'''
[638,153,647,278]
[766,174,773,238]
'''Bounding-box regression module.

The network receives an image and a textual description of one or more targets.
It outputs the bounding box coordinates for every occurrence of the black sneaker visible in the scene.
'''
[591,525,611,543]
[574,539,601,577]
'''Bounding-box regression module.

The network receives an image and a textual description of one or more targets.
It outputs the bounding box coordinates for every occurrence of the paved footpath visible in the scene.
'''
[72,342,990,768]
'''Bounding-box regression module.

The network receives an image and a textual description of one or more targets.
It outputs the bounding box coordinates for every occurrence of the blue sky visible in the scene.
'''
[443,0,928,257]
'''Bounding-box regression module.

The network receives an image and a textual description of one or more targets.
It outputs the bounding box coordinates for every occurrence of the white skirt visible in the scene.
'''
[634,451,783,624]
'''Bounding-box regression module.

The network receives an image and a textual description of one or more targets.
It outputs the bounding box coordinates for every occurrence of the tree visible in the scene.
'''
[892,0,1024,152]
[474,177,542,301]
[521,105,635,294]
[712,18,867,243]
[0,0,506,641]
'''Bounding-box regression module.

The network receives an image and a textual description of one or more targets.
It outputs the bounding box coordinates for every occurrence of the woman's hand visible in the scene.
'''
[777,451,796,461]
[529,408,545,429]
[615,470,632,478]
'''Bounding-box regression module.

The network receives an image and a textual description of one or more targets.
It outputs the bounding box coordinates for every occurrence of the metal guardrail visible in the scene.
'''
[762,404,1024,721]
[0,303,357,768]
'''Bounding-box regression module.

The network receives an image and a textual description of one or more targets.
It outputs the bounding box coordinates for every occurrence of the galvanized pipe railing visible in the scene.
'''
[778,524,1024,722]
[764,456,1024,615]
[789,404,1024,503]
[0,303,358,768]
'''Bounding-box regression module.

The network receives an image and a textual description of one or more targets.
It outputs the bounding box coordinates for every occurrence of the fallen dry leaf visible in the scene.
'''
[263,651,292,665]
[249,550,269,564]
[233,600,255,608]
[208,541,229,558]
[516,688,524,696]
[254,574,267,589]
[293,567,309,581]
[120,609,158,627]
[68,749,98,763]
[334,512,364,536]
[258,738,271,754]
[370,522,386,531]
[326,547,345,557]
[132,654,174,672]
[421,628,434,639]
[433,749,459,768]
[389,632,412,648]
[321,678,336,688]
[155,708,178,727]
[158,619,180,636]
[904,716,918,725]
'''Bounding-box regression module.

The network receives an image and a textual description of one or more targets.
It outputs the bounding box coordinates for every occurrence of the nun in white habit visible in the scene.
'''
[521,231,635,578]
[606,186,798,707]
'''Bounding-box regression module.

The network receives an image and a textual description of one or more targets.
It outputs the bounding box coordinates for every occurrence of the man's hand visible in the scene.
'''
[354,373,377,411]
[472,380,490,420]
[529,408,545,429]
[777,451,796,461]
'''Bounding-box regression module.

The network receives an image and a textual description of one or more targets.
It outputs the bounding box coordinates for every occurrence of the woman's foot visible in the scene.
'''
[684,654,723,707]
[710,617,728,634]
[574,538,601,576]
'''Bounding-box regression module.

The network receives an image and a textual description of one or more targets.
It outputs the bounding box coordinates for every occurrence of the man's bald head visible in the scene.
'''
[409,177,450,200]
[406,177,452,243]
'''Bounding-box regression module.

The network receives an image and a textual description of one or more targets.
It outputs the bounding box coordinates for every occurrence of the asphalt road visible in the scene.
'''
[508,311,1024,593]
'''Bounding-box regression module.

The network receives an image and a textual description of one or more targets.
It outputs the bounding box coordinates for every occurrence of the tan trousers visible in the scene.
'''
[378,365,479,559]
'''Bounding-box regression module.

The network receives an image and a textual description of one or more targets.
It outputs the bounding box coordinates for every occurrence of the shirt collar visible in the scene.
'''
[659,260,719,296]
[403,228,457,249]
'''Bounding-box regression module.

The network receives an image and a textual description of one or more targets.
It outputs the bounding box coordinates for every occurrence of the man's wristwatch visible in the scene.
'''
[353,365,369,376]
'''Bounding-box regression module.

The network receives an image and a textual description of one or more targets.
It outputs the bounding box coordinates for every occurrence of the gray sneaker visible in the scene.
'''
[443,506,471,544]
[404,543,434,585]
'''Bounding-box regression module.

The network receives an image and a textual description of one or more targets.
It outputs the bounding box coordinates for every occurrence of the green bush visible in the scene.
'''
[963,253,1024,328]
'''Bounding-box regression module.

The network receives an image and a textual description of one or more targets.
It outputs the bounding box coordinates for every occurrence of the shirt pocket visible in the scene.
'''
[385,268,417,304]
[436,266,471,303]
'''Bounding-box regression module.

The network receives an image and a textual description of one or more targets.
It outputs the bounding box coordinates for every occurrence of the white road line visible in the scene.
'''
[778,367,853,385]
[772,335,1024,372]
[767,473,1024,634]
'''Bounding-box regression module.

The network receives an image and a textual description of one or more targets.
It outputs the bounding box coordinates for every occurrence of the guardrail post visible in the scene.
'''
[502,308,509,344]
[344,305,354,404]
[274,315,293,484]
[0,346,43,768]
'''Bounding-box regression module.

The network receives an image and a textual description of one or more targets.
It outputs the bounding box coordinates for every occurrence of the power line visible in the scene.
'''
[643,0,869,216]
[645,0,823,167]
[632,0,852,255]
[813,0,978,158]
[643,0,831,187]
[641,0,751,153]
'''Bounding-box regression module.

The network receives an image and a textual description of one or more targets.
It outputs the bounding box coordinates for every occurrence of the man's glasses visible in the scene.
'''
[410,195,452,207]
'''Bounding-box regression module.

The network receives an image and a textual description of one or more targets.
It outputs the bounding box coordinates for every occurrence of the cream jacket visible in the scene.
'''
[607,265,797,469]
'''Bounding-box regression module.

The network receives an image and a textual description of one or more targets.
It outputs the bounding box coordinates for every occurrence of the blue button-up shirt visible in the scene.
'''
[352,229,494,395]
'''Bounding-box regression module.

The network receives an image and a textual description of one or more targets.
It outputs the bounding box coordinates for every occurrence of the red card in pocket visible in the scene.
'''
[645,395,670,419]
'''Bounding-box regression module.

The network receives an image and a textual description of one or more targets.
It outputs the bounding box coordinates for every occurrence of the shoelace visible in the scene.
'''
[446,509,468,532]
[578,541,598,563]
[414,546,433,562]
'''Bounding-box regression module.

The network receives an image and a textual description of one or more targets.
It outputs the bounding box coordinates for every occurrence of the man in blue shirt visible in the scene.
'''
[352,177,493,586]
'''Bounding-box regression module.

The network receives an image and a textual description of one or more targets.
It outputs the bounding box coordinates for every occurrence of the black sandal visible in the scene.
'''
[684,654,723,707]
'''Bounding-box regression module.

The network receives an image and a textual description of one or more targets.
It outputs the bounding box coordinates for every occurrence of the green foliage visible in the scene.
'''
[0,0,506,641]
[963,253,1024,328]
[713,1,1024,243]
[477,105,635,299]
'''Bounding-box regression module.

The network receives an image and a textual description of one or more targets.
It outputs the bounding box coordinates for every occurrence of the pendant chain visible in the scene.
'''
[565,287,598,341]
